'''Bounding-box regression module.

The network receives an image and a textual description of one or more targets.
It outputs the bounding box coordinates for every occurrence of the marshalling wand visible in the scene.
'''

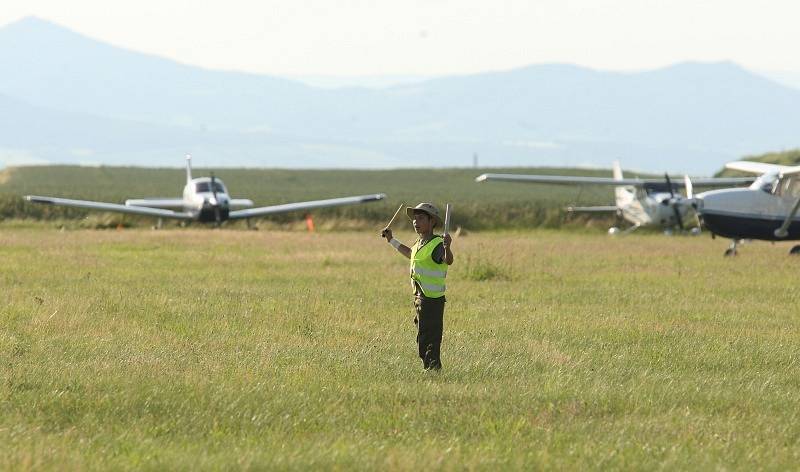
[381,203,405,239]
[443,203,452,251]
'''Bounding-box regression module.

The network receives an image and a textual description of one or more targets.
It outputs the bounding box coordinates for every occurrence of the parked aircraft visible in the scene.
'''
[694,161,800,256]
[25,155,386,228]
[475,162,752,234]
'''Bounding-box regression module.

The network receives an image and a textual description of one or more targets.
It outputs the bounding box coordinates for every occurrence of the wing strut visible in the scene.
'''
[774,197,800,238]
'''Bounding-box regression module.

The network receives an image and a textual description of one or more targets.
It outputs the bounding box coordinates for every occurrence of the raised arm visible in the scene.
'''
[381,228,411,259]
[442,233,454,265]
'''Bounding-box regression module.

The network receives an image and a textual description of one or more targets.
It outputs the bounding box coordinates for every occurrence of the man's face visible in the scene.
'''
[412,211,434,234]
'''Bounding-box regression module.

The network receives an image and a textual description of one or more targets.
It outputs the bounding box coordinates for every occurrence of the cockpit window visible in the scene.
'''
[752,174,778,194]
[195,181,226,193]
[642,183,679,196]
[775,177,800,198]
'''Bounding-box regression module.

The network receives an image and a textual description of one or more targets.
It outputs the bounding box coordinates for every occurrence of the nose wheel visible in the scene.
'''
[724,239,739,257]
[213,207,222,228]
[789,245,800,255]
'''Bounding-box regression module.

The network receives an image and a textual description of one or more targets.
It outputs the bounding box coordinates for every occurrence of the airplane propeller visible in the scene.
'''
[684,174,693,200]
[684,174,703,230]
[664,173,684,231]
[210,172,221,226]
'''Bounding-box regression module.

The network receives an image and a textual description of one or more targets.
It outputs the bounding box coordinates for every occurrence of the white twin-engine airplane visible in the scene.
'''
[694,160,800,256]
[476,162,753,234]
[25,155,386,228]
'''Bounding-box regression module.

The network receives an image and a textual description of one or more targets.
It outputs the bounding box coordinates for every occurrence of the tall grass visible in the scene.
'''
[461,244,516,281]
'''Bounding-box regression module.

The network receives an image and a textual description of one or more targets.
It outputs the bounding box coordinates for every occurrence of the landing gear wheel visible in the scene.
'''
[724,239,740,257]
[789,245,800,255]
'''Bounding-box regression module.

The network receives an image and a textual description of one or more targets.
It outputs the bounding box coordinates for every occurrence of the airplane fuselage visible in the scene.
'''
[182,177,232,222]
[697,187,800,240]
[617,187,693,229]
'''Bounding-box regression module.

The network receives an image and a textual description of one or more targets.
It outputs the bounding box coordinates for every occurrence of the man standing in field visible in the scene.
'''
[382,203,453,371]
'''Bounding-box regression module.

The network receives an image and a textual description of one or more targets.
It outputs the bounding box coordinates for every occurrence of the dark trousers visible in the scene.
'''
[414,295,445,370]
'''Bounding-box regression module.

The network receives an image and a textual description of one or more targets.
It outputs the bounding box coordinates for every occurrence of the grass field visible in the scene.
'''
[3,226,800,470]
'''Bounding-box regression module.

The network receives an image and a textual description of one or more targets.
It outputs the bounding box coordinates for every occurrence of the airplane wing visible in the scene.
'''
[25,195,194,219]
[124,198,254,209]
[723,161,800,177]
[229,199,254,208]
[566,206,618,212]
[228,193,386,220]
[684,177,755,187]
[124,198,185,208]
[475,173,648,186]
[725,161,786,175]
[475,173,753,187]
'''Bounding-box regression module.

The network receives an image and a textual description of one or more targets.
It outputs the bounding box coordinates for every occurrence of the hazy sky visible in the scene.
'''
[2,0,799,77]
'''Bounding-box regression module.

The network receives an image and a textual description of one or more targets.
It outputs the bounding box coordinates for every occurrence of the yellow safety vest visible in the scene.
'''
[410,236,447,298]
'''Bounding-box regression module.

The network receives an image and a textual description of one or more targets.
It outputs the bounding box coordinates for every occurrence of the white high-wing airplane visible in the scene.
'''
[25,155,386,228]
[694,160,800,256]
[476,162,753,234]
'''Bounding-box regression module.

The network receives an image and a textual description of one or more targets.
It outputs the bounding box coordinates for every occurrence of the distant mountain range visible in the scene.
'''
[2,16,800,173]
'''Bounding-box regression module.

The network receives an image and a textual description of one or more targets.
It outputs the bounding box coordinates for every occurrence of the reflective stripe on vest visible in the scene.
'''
[418,281,446,293]
[412,267,447,278]
[410,236,447,298]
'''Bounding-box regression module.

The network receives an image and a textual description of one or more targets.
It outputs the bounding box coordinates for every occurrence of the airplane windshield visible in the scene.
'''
[751,174,777,194]
[774,176,800,198]
[195,181,226,193]
[642,183,679,196]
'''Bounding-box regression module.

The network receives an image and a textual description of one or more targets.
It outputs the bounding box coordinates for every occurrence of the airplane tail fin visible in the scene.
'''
[185,154,193,184]
[612,160,630,206]
[612,160,623,181]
